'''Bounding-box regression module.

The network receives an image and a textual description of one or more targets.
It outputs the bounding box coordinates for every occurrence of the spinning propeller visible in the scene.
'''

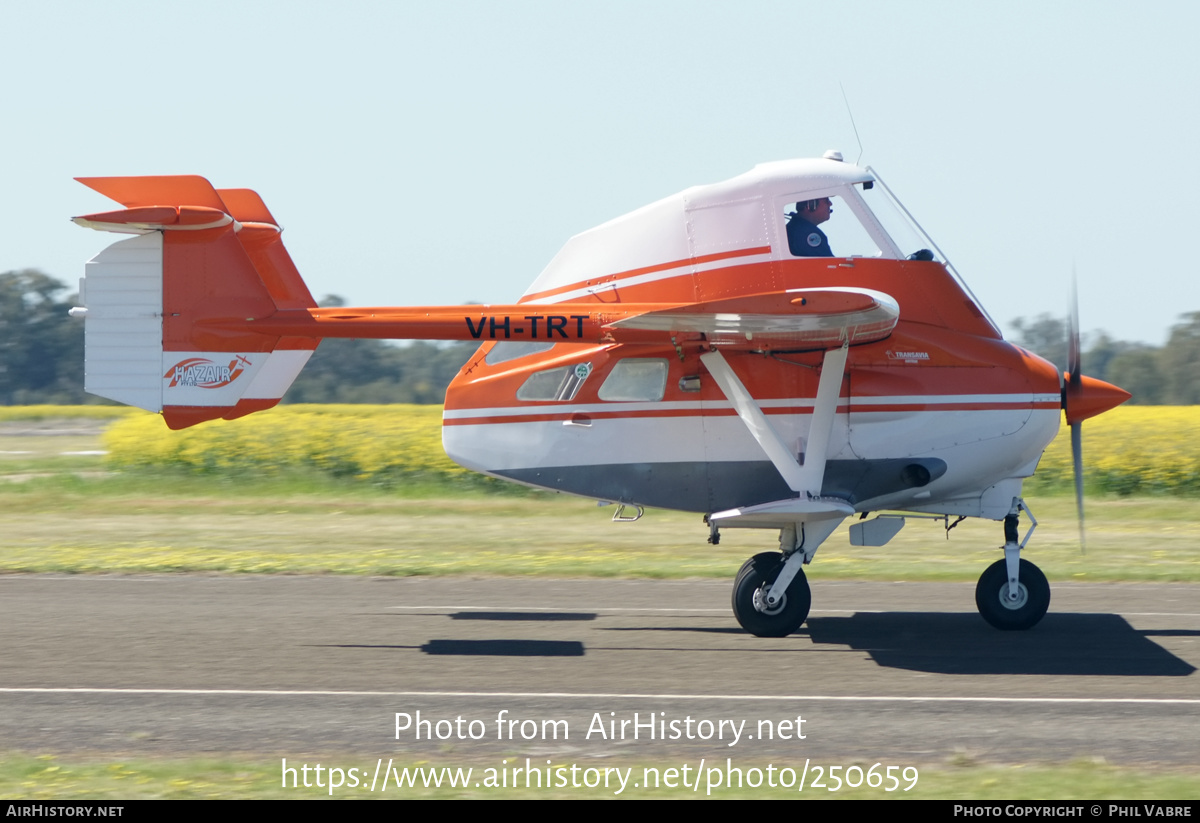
[1061,278,1132,551]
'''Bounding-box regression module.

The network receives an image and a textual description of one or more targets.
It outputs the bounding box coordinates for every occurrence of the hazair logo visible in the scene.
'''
[164,356,251,389]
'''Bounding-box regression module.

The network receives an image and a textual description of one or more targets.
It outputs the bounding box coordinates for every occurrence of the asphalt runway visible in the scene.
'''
[1,575,1197,770]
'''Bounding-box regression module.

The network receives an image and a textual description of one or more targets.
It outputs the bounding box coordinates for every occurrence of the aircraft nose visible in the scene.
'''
[1063,373,1132,424]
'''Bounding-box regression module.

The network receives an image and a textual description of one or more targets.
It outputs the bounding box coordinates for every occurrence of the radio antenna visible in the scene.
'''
[839,81,865,165]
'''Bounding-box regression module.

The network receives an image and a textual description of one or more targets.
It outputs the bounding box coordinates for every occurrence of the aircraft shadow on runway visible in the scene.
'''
[331,611,1195,670]
[802,613,1197,676]
[596,613,1197,676]
[321,639,587,656]
[421,639,586,656]
[421,613,596,655]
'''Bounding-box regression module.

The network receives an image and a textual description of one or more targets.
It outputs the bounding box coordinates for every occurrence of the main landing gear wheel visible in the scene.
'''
[732,552,812,638]
[975,558,1050,631]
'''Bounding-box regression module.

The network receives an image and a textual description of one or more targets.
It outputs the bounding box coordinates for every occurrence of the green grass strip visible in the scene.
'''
[3,753,1197,800]
[2,474,1199,581]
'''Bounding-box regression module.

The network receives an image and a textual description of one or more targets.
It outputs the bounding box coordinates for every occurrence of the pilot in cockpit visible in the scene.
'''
[786,197,833,257]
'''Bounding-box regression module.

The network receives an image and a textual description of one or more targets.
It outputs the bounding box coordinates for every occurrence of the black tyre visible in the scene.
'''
[731,552,811,637]
[975,558,1050,630]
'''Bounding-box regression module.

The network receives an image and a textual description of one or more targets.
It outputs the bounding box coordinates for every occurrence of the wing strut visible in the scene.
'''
[700,342,848,498]
[703,342,852,600]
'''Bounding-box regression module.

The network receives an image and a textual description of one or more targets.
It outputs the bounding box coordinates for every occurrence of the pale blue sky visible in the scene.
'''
[3,1,1196,344]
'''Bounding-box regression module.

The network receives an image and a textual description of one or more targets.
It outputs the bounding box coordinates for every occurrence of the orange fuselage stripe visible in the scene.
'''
[442,401,1062,426]
[518,245,773,303]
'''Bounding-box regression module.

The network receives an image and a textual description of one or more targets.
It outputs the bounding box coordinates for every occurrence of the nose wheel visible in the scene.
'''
[975,558,1050,630]
[732,552,812,637]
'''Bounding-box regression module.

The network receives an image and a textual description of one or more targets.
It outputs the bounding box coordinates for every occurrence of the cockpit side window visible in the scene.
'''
[783,192,882,259]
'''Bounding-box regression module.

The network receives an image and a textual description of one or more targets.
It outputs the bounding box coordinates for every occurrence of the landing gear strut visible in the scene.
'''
[974,499,1050,630]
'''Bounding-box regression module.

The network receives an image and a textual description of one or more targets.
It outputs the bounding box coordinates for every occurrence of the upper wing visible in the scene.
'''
[237,287,899,352]
[604,287,899,349]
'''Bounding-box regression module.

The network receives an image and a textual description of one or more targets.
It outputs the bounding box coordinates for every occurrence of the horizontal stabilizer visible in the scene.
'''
[216,188,280,226]
[76,175,229,211]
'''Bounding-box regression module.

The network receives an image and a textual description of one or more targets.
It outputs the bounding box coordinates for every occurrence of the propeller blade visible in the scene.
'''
[1067,270,1082,395]
[1067,270,1085,552]
[1071,420,1086,553]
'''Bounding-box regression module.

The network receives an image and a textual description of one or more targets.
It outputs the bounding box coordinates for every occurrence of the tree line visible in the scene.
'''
[0,270,475,405]
[1009,314,1191,405]
[0,269,1188,405]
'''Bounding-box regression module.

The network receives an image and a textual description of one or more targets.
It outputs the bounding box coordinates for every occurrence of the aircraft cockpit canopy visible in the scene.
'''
[522,154,989,328]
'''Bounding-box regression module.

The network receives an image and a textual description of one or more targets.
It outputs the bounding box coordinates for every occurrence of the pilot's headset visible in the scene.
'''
[797,199,822,213]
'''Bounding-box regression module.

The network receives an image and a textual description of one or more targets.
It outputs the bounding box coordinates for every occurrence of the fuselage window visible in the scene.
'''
[516,363,591,401]
[485,341,555,366]
[598,358,668,402]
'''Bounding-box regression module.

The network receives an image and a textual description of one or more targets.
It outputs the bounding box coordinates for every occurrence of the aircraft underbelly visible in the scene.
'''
[441,404,1058,512]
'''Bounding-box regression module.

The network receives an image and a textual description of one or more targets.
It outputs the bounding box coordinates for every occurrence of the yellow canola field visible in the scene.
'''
[104,404,471,481]
[1031,406,1200,495]
[103,404,1200,495]
[0,405,138,421]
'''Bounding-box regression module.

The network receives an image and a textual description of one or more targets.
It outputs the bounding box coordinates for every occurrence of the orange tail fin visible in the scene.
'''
[73,176,317,429]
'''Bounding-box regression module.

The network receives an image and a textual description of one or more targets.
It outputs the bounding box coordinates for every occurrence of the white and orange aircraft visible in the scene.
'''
[69,152,1130,636]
